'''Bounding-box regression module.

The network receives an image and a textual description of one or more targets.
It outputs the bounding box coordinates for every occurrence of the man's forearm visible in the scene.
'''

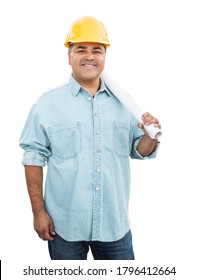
[137,134,158,157]
[24,166,45,214]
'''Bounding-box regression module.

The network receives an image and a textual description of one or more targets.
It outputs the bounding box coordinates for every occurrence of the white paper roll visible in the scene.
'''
[101,71,162,139]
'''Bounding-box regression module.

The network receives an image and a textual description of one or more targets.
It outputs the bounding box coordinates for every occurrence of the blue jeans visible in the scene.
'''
[48,230,135,260]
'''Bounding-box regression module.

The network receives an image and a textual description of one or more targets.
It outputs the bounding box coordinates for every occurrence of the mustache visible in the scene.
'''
[81,59,96,65]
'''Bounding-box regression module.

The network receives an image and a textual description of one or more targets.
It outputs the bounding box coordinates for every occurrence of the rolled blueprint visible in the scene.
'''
[101,71,162,139]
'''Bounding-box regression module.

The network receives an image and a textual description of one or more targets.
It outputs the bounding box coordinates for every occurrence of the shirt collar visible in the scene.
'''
[69,74,112,97]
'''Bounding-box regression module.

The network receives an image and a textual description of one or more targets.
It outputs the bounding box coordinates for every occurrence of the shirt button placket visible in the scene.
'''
[92,98,102,240]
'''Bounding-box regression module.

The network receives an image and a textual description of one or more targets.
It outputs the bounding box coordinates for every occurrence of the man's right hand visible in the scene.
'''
[33,210,56,241]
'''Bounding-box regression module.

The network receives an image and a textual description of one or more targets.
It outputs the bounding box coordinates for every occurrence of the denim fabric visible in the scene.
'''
[19,75,159,242]
[48,230,134,260]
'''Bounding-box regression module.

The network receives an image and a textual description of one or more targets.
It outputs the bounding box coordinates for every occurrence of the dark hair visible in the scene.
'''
[68,43,74,53]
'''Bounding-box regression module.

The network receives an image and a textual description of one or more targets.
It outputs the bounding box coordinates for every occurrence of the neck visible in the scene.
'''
[85,84,100,96]
[73,75,100,96]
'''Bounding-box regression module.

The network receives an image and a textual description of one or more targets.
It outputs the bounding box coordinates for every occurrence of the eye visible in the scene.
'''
[93,50,102,54]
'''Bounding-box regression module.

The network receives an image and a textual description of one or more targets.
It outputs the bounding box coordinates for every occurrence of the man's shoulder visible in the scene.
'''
[32,81,73,115]
[38,82,70,103]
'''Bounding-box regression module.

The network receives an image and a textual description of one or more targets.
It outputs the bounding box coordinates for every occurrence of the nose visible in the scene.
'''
[85,50,95,60]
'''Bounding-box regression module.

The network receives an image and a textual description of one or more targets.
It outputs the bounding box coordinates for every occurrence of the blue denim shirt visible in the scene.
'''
[19,75,159,242]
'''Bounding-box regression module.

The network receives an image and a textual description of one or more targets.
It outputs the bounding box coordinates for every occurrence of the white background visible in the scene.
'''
[0,0,197,278]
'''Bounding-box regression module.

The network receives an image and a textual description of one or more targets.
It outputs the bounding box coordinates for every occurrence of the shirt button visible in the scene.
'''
[96,187,100,191]
[88,97,92,101]
[96,131,99,135]
[96,168,101,173]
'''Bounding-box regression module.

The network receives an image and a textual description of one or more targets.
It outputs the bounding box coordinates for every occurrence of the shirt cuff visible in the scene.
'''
[21,151,47,166]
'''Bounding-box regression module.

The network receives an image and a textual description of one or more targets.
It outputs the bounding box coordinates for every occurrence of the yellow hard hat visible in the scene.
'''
[64,16,110,48]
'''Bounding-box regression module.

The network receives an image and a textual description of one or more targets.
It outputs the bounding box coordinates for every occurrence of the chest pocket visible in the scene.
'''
[49,121,82,159]
[113,121,131,158]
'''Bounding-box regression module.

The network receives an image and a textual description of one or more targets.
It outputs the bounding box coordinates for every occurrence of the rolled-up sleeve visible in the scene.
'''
[130,123,160,159]
[131,136,160,159]
[19,104,51,166]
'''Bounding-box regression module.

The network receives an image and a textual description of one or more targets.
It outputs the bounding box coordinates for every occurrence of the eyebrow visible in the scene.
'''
[76,46,103,50]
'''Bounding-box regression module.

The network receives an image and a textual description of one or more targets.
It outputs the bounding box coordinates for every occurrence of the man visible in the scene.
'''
[19,16,160,260]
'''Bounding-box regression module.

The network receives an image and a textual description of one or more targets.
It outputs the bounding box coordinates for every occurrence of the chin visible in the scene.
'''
[82,72,99,80]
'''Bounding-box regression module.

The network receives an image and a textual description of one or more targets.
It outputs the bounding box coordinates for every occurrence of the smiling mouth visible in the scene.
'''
[82,63,96,66]
[81,64,96,69]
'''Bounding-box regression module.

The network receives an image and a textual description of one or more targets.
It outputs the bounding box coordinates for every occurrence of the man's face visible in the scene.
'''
[68,42,106,84]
